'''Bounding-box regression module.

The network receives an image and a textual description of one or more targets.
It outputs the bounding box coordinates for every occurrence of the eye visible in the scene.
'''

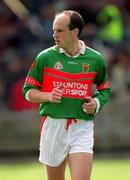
[56,29,64,33]
[53,28,65,33]
[58,29,64,32]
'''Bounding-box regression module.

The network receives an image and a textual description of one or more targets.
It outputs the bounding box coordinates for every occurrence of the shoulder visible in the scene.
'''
[87,47,103,58]
[37,46,57,58]
[34,46,57,65]
[87,46,106,64]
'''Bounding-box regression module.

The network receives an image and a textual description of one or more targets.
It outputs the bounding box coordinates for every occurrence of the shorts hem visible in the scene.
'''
[39,157,66,167]
[69,150,93,154]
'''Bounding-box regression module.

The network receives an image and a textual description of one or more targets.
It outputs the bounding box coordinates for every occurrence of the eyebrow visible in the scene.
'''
[53,26,69,31]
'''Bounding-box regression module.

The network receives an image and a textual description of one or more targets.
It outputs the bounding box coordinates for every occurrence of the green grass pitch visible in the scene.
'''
[0,159,130,180]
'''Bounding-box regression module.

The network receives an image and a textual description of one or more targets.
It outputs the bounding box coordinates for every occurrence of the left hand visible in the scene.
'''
[82,96,97,114]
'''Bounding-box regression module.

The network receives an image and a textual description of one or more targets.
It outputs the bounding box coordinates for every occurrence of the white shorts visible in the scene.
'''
[39,116,94,167]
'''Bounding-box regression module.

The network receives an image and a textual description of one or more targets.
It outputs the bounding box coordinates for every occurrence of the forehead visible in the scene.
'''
[53,14,70,29]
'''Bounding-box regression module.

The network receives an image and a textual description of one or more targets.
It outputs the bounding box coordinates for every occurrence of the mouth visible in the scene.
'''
[54,39,60,44]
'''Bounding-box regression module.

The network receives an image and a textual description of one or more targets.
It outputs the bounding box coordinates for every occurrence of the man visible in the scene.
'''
[22,10,111,180]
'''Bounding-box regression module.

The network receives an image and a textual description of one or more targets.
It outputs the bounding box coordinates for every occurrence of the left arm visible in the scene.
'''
[82,55,111,114]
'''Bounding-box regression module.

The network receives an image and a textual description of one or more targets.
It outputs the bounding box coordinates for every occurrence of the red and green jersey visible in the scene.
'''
[22,46,111,120]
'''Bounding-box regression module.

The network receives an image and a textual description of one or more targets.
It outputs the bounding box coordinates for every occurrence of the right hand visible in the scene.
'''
[82,96,97,114]
[48,86,63,103]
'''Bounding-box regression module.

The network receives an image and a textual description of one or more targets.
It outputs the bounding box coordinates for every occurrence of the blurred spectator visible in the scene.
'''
[0,4,19,53]
[123,13,130,43]
[1,48,38,111]
[38,3,55,48]
[110,47,130,103]
[21,0,55,14]
[63,0,95,25]
[8,79,39,111]
[0,79,6,109]
[124,0,130,13]
[95,3,124,47]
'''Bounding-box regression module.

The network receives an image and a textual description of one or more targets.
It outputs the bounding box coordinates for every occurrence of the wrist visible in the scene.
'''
[41,92,51,102]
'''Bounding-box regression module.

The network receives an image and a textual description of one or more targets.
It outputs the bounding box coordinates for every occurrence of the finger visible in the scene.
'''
[53,92,63,99]
[54,88,63,95]
[82,104,88,113]
[86,100,97,110]
[86,103,95,110]
[53,94,62,100]
[52,93,62,103]
[52,97,61,103]
[83,108,94,114]
[84,96,92,102]
[82,103,95,113]
[83,108,87,113]
[83,102,93,110]
[87,110,94,114]
[57,83,63,89]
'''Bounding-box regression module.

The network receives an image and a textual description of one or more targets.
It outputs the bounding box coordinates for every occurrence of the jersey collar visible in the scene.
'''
[57,40,86,58]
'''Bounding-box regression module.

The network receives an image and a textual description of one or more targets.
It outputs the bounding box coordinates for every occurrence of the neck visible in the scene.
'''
[65,40,81,56]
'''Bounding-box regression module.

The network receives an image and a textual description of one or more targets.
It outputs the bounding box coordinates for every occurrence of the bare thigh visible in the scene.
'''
[68,152,93,180]
[45,158,67,180]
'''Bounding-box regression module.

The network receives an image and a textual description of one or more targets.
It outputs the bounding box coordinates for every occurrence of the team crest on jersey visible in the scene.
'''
[82,64,89,72]
[54,61,63,70]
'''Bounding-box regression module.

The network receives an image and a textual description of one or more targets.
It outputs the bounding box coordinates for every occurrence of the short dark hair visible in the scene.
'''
[55,10,84,37]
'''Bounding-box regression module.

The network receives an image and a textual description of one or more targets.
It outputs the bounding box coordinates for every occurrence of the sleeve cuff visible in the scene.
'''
[25,90,31,102]
[93,98,100,114]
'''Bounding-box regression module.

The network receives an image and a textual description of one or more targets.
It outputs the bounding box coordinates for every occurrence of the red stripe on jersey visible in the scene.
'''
[96,80,110,90]
[25,76,41,87]
[42,67,97,99]
[44,67,96,80]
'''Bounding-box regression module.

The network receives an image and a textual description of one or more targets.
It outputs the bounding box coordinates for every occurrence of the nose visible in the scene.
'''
[53,31,58,38]
[53,30,56,37]
[53,32,55,38]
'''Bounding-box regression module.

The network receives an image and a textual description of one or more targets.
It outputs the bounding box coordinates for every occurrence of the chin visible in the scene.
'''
[55,41,63,48]
[56,44,62,48]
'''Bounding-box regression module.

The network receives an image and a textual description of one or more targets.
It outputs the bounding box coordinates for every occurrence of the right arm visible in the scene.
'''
[26,88,63,103]
[22,54,63,104]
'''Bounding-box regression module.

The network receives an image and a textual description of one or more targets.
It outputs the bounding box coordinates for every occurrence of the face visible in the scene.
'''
[53,14,74,49]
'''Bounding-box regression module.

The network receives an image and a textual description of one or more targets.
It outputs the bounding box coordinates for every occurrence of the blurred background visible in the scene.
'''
[0,0,130,167]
